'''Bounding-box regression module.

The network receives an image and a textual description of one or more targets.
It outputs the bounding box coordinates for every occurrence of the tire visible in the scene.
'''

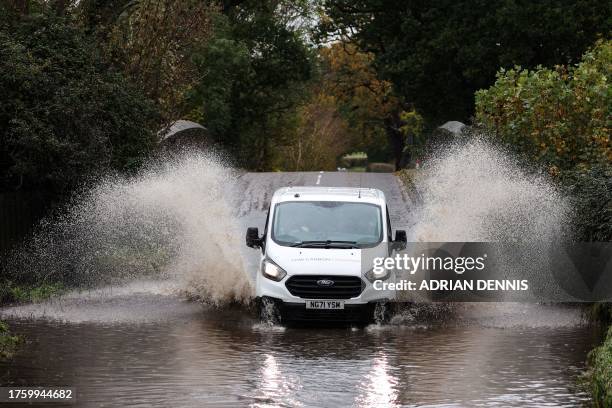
[259,297,281,324]
[372,301,391,324]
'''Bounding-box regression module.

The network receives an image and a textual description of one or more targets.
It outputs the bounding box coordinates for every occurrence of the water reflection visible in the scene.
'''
[355,352,399,408]
[255,354,302,407]
[0,302,601,407]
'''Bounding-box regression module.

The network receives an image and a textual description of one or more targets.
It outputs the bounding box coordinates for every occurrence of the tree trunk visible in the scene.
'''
[384,114,405,171]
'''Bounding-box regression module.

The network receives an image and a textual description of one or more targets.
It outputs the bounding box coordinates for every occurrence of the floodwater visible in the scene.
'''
[0,294,602,407]
[1,146,601,407]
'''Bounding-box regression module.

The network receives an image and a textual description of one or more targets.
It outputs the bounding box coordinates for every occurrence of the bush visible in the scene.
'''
[562,164,612,241]
[341,152,368,168]
[0,12,158,195]
[475,40,610,172]
[0,321,20,359]
[396,168,421,203]
[589,303,612,325]
[589,325,612,407]
[277,95,350,171]
[0,281,65,305]
[476,40,611,241]
[367,162,395,173]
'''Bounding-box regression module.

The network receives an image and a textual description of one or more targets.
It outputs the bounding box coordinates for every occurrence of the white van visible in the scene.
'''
[245,186,407,324]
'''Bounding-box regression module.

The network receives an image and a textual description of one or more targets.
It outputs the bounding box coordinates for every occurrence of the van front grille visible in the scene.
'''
[285,275,364,299]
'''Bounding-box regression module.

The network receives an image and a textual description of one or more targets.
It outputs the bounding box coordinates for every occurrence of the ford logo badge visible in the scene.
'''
[317,279,334,286]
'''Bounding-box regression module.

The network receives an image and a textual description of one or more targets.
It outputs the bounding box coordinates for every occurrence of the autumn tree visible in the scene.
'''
[319,0,610,126]
[476,40,611,172]
[318,43,416,168]
[476,40,611,240]
[279,94,350,171]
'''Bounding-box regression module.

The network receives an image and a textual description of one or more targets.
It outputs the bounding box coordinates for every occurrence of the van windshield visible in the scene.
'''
[271,201,383,248]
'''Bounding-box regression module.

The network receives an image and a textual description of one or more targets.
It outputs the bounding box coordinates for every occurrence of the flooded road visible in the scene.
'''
[0,297,601,407]
[1,170,602,407]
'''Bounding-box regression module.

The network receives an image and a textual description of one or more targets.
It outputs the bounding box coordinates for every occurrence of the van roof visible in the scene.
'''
[272,186,386,205]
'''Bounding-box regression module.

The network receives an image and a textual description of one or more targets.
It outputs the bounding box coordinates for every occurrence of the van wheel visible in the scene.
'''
[373,302,391,324]
[259,297,281,325]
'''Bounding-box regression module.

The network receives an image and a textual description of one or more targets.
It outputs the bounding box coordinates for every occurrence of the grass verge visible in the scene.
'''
[0,281,63,360]
[0,321,20,359]
[0,281,65,305]
[0,280,65,361]
[396,168,422,204]
[589,322,612,407]
[396,168,418,186]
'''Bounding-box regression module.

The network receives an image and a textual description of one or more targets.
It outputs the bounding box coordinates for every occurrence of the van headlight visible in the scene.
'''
[261,258,287,281]
[365,267,391,283]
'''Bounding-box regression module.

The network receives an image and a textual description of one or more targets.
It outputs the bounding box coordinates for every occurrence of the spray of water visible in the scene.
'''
[7,151,254,306]
[410,137,570,242]
[391,136,581,328]
[4,136,579,329]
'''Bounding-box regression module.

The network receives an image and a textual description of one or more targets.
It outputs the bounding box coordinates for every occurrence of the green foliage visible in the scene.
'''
[400,109,425,159]
[105,0,218,122]
[475,41,611,241]
[563,164,612,241]
[342,152,367,160]
[185,13,250,137]
[186,1,314,169]
[0,321,21,360]
[396,168,420,201]
[340,152,367,168]
[399,110,423,139]
[316,43,398,164]
[78,0,135,36]
[0,11,158,194]
[0,281,65,305]
[589,325,612,407]
[589,303,612,325]
[475,40,610,171]
[320,0,611,126]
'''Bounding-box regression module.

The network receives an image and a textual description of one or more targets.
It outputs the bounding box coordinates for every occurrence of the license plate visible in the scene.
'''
[305,300,345,310]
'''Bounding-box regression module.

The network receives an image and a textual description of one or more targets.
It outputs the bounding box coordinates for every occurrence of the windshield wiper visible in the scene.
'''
[290,240,359,248]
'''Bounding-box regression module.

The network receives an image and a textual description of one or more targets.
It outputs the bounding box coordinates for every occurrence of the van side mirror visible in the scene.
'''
[246,227,262,248]
[393,230,407,250]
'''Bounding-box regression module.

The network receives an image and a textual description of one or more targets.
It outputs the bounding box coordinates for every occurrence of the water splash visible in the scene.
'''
[396,137,577,328]
[7,152,254,306]
[410,137,570,242]
[378,303,586,329]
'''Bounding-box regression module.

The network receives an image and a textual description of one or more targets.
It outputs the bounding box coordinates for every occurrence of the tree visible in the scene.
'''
[0,11,158,194]
[318,43,401,164]
[475,40,611,171]
[476,40,611,241]
[319,0,611,126]
[185,0,315,169]
[279,94,350,171]
[105,0,218,123]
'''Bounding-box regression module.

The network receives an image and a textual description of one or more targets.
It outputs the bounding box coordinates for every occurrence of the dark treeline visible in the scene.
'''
[0,0,609,208]
[0,0,318,196]
[320,0,609,125]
